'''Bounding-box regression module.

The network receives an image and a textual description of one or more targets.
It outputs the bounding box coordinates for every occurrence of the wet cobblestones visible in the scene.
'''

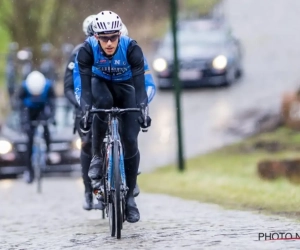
[1,178,300,249]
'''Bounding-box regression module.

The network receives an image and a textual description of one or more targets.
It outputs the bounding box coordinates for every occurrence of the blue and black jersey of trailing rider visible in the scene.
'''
[22,80,52,108]
[85,35,132,82]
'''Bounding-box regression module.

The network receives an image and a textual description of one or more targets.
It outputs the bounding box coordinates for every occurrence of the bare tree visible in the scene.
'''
[2,0,224,65]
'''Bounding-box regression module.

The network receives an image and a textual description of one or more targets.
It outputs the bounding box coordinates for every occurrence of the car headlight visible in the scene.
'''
[74,138,81,150]
[0,140,13,154]
[153,58,168,72]
[212,55,228,70]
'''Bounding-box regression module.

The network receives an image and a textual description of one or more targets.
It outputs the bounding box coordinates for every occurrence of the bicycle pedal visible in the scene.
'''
[93,189,104,200]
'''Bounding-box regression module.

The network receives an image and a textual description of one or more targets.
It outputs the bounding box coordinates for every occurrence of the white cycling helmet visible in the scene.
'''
[25,71,47,95]
[92,10,123,34]
[120,23,128,36]
[17,50,32,61]
[83,15,95,36]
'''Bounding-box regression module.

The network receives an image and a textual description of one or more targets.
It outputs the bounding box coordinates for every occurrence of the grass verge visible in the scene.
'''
[139,127,300,219]
[0,22,10,88]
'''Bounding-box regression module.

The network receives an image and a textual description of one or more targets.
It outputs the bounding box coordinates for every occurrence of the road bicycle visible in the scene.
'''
[31,120,48,194]
[84,104,147,239]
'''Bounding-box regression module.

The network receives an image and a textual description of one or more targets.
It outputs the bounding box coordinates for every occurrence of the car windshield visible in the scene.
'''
[162,27,228,47]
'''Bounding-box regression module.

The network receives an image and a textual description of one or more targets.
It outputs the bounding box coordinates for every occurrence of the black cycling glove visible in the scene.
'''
[138,103,151,129]
[138,115,151,129]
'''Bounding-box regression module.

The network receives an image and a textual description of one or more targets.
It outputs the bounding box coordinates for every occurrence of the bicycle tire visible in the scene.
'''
[109,201,116,237]
[101,143,107,220]
[34,149,42,194]
[103,176,108,220]
[103,175,107,220]
[113,140,122,239]
[38,150,47,193]
[122,197,126,224]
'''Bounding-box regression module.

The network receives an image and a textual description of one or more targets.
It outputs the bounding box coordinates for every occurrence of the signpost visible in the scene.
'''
[170,0,185,171]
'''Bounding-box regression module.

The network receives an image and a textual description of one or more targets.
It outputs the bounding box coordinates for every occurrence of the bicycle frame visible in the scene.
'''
[32,126,45,165]
[106,115,126,194]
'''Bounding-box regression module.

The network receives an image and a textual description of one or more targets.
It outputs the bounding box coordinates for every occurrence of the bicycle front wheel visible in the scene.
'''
[113,140,122,239]
[109,201,115,237]
[33,150,42,194]
[104,142,115,236]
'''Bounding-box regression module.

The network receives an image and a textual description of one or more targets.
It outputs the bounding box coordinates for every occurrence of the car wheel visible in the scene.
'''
[222,80,232,87]
[235,68,243,79]
[0,174,18,179]
[158,85,172,91]
[222,68,236,87]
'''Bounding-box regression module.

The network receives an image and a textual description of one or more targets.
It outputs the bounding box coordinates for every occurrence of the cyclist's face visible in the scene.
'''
[96,32,120,56]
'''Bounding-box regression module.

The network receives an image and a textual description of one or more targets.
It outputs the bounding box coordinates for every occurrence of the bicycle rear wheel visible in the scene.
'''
[113,140,122,239]
[102,208,105,219]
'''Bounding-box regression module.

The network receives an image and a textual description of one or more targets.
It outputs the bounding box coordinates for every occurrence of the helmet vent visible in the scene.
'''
[97,22,107,30]
[112,21,119,29]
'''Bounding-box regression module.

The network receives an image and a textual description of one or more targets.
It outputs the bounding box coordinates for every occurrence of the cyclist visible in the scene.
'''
[17,71,56,184]
[77,11,151,223]
[64,14,95,210]
[40,43,58,84]
[66,15,153,210]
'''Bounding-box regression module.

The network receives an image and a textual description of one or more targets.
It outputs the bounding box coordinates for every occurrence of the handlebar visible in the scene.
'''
[30,120,49,127]
[83,104,149,132]
[89,107,141,115]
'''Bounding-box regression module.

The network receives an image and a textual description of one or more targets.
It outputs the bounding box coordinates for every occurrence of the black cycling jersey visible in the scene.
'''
[63,44,83,108]
[63,42,93,195]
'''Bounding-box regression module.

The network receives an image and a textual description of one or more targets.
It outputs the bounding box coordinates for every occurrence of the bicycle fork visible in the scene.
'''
[118,141,127,194]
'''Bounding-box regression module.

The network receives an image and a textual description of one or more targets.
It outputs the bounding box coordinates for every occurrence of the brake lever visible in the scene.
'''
[84,105,90,128]
[141,103,148,133]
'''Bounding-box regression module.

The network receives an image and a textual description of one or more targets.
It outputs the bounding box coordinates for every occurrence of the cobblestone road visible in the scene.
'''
[1,178,300,250]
